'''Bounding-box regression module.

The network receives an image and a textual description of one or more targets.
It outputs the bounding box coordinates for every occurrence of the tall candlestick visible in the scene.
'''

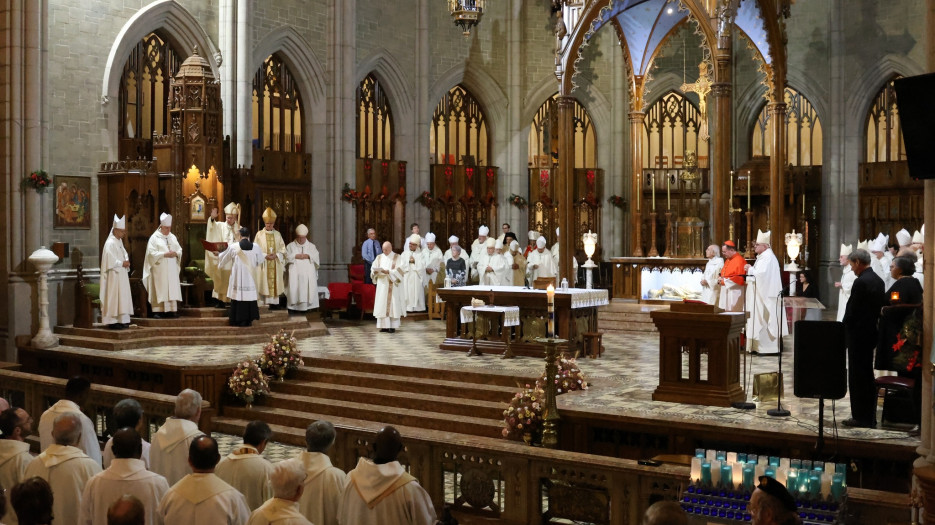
[666,173,671,210]
[729,170,734,208]
[747,171,751,209]
[651,173,656,211]
[802,193,805,214]
[636,173,641,211]
[546,284,555,338]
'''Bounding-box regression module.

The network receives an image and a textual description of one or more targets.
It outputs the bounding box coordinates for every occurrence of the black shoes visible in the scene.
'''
[107,323,127,330]
[380,328,389,333]
[842,418,876,429]
[389,328,396,333]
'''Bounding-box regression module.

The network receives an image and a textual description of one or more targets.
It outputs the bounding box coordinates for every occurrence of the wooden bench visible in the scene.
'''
[74,265,101,328]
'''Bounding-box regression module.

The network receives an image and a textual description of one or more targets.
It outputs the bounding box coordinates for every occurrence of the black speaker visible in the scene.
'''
[793,320,847,400]
[894,73,935,179]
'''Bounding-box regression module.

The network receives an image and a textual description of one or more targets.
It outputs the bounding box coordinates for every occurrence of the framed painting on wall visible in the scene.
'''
[54,176,92,229]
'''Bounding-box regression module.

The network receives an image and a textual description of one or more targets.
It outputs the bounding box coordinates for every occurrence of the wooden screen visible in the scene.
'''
[529,94,597,169]
[642,91,708,170]
[752,87,823,166]
[431,85,489,166]
[252,54,304,153]
[357,74,394,160]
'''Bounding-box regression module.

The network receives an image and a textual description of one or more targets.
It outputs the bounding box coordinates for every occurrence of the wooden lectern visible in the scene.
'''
[650,302,747,407]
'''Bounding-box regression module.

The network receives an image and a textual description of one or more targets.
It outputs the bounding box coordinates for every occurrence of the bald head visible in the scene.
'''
[52,412,82,446]
[642,500,688,525]
[188,435,220,472]
[107,494,145,525]
[382,241,393,255]
[0,398,9,412]
[373,426,403,464]
[112,427,143,460]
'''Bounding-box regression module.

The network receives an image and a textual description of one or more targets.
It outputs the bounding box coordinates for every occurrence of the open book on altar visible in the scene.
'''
[201,239,229,253]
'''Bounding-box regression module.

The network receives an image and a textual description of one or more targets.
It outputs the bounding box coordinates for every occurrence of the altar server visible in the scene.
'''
[422,233,444,288]
[743,230,787,355]
[157,435,250,525]
[285,224,320,312]
[100,214,132,329]
[25,413,102,525]
[254,207,286,308]
[699,244,723,306]
[206,203,240,305]
[527,236,557,283]
[835,243,856,322]
[143,213,183,317]
[219,229,265,327]
[246,459,312,525]
[38,377,102,465]
[372,241,406,333]
[509,240,527,287]
[718,241,746,312]
[398,234,426,312]
[215,421,274,511]
[297,421,347,525]
[150,389,203,486]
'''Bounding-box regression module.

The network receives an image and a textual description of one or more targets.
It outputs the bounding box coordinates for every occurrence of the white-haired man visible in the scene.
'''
[834,243,855,322]
[142,213,183,318]
[372,241,405,333]
[743,230,787,355]
[100,214,132,329]
[25,412,102,525]
[526,236,557,283]
[421,233,444,288]
[398,234,426,312]
[285,224,321,313]
[476,238,506,286]
[150,389,204,485]
[207,203,240,306]
[699,244,723,306]
[247,459,311,525]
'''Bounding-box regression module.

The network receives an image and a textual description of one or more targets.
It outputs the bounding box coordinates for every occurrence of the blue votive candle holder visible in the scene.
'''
[721,464,733,488]
[701,462,712,486]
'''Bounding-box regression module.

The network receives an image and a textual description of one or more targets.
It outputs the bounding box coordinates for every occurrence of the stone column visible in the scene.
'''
[218,0,235,144]
[629,111,645,256]
[234,0,252,167]
[768,101,787,261]
[710,81,731,245]
[557,96,576,282]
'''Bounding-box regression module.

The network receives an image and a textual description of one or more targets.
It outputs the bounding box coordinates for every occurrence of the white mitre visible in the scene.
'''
[295,224,309,236]
[912,230,923,244]
[425,232,436,243]
[112,214,126,230]
[870,234,887,253]
[478,225,489,237]
[856,239,869,251]
[408,233,421,246]
[448,235,459,244]
[839,243,853,257]
[755,229,771,246]
[159,213,172,227]
[896,228,911,247]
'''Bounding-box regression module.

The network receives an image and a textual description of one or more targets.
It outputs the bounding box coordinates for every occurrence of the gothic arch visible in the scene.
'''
[252,27,326,111]
[356,50,414,128]
[430,65,508,153]
[846,55,925,138]
[101,0,219,156]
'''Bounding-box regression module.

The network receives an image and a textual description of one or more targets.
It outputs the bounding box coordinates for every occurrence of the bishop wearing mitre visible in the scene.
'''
[206,202,240,306]
[526,236,557,283]
[254,207,287,308]
[285,224,321,312]
[100,214,133,329]
[476,238,506,286]
[743,230,787,355]
[143,213,183,318]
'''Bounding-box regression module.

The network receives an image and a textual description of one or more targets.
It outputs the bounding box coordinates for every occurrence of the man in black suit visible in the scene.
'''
[842,248,886,428]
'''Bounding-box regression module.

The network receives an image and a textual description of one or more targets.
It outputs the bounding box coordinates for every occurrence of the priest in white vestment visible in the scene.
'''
[157,435,250,525]
[215,421,274,511]
[469,226,490,283]
[338,426,436,525]
[398,234,426,312]
[913,228,925,289]
[37,377,102,465]
[443,235,468,282]
[100,214,133,329]
[743,230,788,355]
[870,233,893,290]
[474,238,506,286]
[297,421,347,525]
[142,213,183,316]
[700,245,723,306]
[526,237,558,283]
[495,240,513,285]
[835,243,856,322]
[372,241,406,332]
[0,407,33,525]
[247,459,312,525]
[79,428,169,525]
[421,233,444,288]
[254,207,287,308]
[25,413,103,525]
[285,224,320,312]
[206,203,240,304]
[102,398,152,470]
[150,389,203,486]
[219,232,265,327]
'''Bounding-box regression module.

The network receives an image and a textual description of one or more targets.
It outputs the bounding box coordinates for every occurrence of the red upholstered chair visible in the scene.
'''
[320,282,354,318]
[348,263,365,283]
[352,282,376,320]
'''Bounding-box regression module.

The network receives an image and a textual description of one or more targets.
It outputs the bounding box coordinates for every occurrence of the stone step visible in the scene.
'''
[55,323,328,351]
[270,382,506,420]
[298,356,531,388]
[283,367,520,403]
[597,319,658,333]
[224,398,504,439]
[54,319,312,339]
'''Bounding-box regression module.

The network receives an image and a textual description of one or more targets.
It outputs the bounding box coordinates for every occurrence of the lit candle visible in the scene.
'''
[891,291,900,302]
[757,456,768,467]
[769,456,780,467]
[742,465,755,491]
[717,450,727,461]
[821,472,832,500]
[720,463,733,488]
[727,452,737,464]
[695,448,706,458]
[636,173,641,211]
[775,466,788,488]
[779,457,790,470]
[701,462,712,486]
[830,473,845,501]
[729,170,734,207]
[754,463,766,480]
[546,284,555,338]
[747,171,751,208]
[706,449,717,461]
[711,460,721,486]
[651,173,656,211]
[731,462,743,490]
[691,457,703,482]
[787,469,797,490]
[809,472,821,499]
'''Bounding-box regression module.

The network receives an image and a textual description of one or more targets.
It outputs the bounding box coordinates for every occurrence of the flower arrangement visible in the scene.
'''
[538,354,589,393]
[22,170,51,194]
[228,360,270,406]
[508,193,528,210]
[892,312,922,372]
[258,329,302,380]
[502,384,544,440]
[607,195,626,209]
[414,190,435,208]
[341,183,360,204]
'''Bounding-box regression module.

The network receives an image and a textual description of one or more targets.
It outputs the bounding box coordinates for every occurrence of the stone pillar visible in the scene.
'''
[710,81,731,245]
[328,0,357,269]
[629,111,645,256]
[234,0,252,167]
[768,101,787,261]
[218,0,235,143]
[413,0,430,229]
[557,96,576,282]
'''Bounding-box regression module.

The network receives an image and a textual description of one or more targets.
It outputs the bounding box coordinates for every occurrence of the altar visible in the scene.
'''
[435,285,609,357]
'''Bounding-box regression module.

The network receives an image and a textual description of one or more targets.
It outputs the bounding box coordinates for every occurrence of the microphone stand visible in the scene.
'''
[767,292,791,417]
[732,273,756,410]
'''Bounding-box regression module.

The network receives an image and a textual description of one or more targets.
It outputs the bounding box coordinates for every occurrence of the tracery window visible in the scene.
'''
[865,77,905,163]
[252,54,304,153]
[528,94,597,169]
[642,91,708,169]
[751,87,822,166]
[430,85,489,165]
[356,74,394,159]
[118,32,182,150]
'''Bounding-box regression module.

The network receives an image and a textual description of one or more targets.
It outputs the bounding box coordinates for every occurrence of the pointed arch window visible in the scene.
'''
[118,32,182,157]
[529,94,597,169]
[356,74,394,159]
[865,77,905,163]
[252,54,304,153]
[430,85,489,165]
[642,91,709,169]
[751,87,823,166]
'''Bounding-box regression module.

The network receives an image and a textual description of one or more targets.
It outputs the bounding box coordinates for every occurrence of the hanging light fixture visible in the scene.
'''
[448,0,486,37]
